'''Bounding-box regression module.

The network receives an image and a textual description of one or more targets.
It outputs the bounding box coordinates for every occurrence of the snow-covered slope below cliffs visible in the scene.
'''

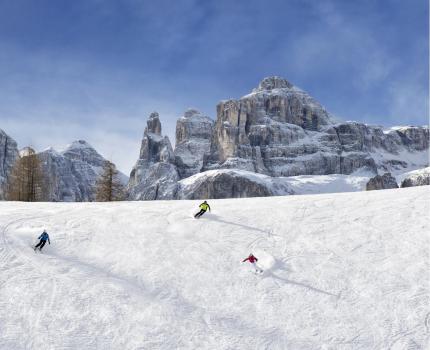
[282,171,372,194]
[370,146,429,176]
[0,187,428,349]
[176,169,373,199]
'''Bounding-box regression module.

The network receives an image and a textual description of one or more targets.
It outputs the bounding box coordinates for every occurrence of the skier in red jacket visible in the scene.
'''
[242,253,263,273]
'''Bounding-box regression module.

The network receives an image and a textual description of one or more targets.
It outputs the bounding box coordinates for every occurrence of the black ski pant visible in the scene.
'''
[194,209,207,218]
[35,240,47,250]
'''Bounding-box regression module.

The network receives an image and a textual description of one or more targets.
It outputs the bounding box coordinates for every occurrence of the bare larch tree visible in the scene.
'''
[95,161,125,201]
[6,147,48,201]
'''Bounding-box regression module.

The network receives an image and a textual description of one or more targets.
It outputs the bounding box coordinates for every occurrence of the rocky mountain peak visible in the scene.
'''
[146,112,162,135]
[254,76,294,92]
[66,140,93,150]
[40,140,127,202]
[183,108,201,118]
[62,140,105,168]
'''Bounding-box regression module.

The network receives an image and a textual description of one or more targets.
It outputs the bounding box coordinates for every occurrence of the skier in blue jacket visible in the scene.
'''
[34,230,50,252]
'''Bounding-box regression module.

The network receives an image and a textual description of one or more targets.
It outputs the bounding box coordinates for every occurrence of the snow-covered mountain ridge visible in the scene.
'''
[39,140,128,201]
[128,77,429,200]
[1,186,428,349]
[0,134,127,201]
[1,76,428,201]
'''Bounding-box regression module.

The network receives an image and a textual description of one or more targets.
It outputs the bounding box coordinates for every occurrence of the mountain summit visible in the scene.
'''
[254,76,294,91]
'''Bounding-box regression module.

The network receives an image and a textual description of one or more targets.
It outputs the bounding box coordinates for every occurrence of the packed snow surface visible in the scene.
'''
[1,187,429,349]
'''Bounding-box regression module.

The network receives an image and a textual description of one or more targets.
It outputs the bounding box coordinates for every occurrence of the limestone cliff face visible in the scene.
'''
[174,109,214,179]
[0,129,19,199]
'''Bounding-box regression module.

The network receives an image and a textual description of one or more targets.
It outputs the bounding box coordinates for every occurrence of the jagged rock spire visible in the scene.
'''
[138,112,173,163]
[145,112,162,135]
[127,111,178,200]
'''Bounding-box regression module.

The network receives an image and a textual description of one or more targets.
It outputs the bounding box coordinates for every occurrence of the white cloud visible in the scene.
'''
[385,73,429,125]
[288,1,398,91]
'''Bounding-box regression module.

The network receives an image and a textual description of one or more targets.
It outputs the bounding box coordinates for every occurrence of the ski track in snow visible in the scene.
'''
[0,187,429,349]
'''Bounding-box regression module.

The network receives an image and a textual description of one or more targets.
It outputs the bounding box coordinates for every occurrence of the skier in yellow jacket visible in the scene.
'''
[194,201,211,219]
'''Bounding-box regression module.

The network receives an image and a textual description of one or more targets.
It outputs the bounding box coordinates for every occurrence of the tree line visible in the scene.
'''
[5,148,126,202]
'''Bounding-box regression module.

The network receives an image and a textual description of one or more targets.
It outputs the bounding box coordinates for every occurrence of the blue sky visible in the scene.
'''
[0,0,428,173]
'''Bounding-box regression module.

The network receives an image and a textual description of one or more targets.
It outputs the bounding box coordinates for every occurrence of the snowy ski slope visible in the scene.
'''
[0,186,429,349]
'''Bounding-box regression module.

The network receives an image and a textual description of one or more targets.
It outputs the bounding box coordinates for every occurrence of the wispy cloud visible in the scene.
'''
[0,45,186,172]
[0,0,427,173]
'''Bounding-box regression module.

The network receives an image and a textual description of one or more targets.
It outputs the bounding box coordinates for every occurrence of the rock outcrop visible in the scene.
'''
[0,129,19,199]
[400,167,430,187]
[366,173,399,191]
[176,169,293,199]
[128,112,179,200]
